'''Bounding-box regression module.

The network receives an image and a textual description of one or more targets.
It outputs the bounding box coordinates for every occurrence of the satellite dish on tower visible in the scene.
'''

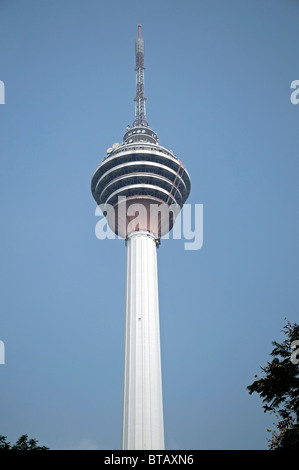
[112,142,120,149]
[107,147,113,153]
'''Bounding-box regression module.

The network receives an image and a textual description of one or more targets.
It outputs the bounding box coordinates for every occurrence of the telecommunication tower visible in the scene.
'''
[91,25,191,450]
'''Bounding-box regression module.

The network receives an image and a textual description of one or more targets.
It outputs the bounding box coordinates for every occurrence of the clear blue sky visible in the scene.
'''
[0,0,298,450]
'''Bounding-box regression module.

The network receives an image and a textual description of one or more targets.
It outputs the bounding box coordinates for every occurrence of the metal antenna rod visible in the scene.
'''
[133,24,148,127]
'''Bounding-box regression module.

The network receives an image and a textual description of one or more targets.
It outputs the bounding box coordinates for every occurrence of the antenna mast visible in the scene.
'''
[133,24,148,127]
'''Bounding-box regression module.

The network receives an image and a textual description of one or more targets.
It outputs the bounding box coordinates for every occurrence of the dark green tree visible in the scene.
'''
[0,435,11,450]
[247,319,299,449]
[0,434,49,450]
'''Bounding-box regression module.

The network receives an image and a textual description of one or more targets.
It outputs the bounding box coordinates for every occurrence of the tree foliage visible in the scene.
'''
[247,320,299,449]
[0,434,49,450]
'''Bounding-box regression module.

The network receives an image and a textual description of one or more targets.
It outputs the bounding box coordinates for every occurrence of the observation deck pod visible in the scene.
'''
[91,126,191,240]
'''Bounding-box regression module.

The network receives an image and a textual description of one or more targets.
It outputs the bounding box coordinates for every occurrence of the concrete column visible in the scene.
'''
[122,230,165,450]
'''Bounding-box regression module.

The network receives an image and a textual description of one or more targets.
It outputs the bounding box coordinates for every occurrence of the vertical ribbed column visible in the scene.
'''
[122,230,165,450]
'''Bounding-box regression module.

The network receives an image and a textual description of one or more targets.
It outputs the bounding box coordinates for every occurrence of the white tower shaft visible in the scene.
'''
[122,230,165,450]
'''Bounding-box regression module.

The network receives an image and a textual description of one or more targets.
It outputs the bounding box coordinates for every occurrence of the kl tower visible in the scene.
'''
[91,25,191,450]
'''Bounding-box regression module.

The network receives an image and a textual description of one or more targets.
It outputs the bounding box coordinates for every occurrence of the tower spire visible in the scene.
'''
[133,24,148,127]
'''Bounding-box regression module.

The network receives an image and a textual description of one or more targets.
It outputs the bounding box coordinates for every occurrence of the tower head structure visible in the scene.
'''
[91,26,191,450]
[91,25,191,243]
